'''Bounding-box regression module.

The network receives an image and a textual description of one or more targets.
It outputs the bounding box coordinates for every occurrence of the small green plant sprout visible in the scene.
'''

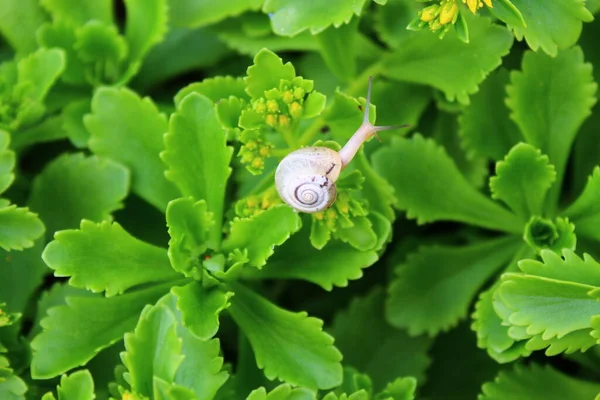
[275,76,408,214]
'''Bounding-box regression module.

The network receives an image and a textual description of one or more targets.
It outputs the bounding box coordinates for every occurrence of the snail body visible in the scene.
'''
[275,76,408,213]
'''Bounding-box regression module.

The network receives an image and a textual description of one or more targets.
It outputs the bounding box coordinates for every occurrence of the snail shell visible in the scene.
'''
[275,147,342,213]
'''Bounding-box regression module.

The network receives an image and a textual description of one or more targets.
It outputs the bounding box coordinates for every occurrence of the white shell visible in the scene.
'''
[275,147,342,213]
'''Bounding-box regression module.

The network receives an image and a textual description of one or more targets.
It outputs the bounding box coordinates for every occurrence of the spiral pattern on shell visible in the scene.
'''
[275,147,342,213]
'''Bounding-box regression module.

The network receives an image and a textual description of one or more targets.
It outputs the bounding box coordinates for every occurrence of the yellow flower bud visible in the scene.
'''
[289,102,302,118]
[278,114,290,128]
[259,146,270,157]
[251,157,264,169]
[483,0,492,7]
[261,197,271,209]
[267,99,279,113]
[282,90,294,104]
[265,114,278,127]
[253,101,266,113]
[246,195,258,208]
[420,5,439,22]
[326,208,337,220]
[314,212,324,221]
[241,152,254,163]
[439,1,458,24]
[245,140,257,150]
[463,0,479,13]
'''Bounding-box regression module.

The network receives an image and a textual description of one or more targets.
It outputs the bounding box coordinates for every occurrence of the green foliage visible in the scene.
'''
[228,282,343,389]
[41,370,95,400]
[85,87,179,210]
[479,363,600,399]
[2,0,600,398]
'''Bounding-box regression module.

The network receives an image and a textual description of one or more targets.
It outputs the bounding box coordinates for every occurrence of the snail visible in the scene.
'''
[275,76,408,213]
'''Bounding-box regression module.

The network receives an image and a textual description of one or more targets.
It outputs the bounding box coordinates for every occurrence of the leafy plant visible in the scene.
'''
[0,0,600,399]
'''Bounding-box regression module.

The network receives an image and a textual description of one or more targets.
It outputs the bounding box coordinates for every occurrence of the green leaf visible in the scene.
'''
[11,114,69,152]
[152,377,197,400]
[506,46,597,213]
[315,19,358,82]
[17,47,65,103]
[171,282,232,340]
[430,111,488,189]
[28,153,129,237]
[367,80,431,137]
[518,249,600,289]
[163,93,233,246]
[372,135,522,234]
[246,384,315,400]
[41,0,113,25]
[250,223,378,290]
[227,282,343,390]
[62,99,91,148]
[0,0,47,53]
[459,68,522,161]
[422,322,500,399]
[375,377,416,400]
[37,21,86,85]
[479,363,600,400]
[133,27,230,91]
[244,49,295,99]
[0,371,27,400]
[169,0,263,28]
[43,369,95,400]
[564,166,600,241]
[74,20,128,65]
[490,0,593,56]
[497,274,600,341]
[173,332,228,400]
[353,153,396,221]
[124,0,168,64]
[490,143,556,220]
[13,47,66,128]
[387,236,521,336]
[42,220,179,296]
[262,0,366,36]
[0,204,45,251]
[31,281,173,379]
[380,14,513,105]
[85,86,179,211]
[0,239,47,316]
[0,131,15,196]
[174,76,249,107]
[222,205,301,269]
[166,198,214,278]
[122,303,183,397]
[372,0,419,50]
[331,288,431,391]
[472,284,532,363]
[154,293,230,400]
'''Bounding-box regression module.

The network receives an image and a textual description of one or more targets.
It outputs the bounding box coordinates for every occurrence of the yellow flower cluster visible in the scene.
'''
[463,0,493,13]
[252,84,306,130]
[236,187,282,218]
[237,128,273,174]
[418,0,492,31]
[312,191,359,230]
